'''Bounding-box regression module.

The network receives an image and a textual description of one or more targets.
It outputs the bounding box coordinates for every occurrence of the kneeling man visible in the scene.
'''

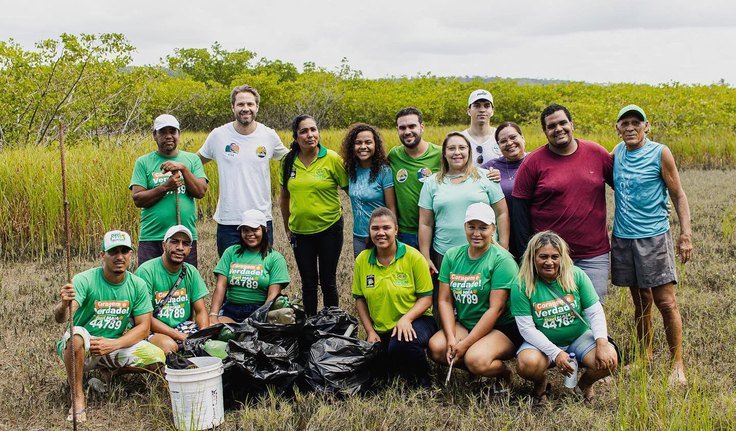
[136,225,209,354]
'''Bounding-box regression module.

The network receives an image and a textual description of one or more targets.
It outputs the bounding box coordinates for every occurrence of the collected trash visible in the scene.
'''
[203,340,228,359]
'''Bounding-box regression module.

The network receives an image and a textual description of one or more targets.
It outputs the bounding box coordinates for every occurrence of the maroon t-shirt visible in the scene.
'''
[512,140,613,259]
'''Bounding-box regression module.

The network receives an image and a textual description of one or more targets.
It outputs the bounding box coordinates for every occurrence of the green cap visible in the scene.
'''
[617,104,647,122]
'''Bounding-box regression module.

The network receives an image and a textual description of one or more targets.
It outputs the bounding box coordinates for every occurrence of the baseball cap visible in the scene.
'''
[616,104,647,122]
[163,225,193,242]
[153,114,180,131]
[238,209,267,229]
[468,89,494,107]
[101,230,133,252]
[464,202,496,225]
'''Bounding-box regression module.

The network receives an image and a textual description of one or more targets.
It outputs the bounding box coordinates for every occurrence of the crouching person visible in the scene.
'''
[53,230,165,423]
[136,225,209,354]
[510,231,617,405]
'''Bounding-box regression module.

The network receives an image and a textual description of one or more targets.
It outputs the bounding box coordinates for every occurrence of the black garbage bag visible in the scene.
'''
[301,307,358,351]
[303,330,381,396]
[245,300,305,361]
[180,322,255,357]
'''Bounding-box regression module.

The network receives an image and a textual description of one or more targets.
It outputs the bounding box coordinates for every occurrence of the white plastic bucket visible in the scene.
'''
[165,356,225,430]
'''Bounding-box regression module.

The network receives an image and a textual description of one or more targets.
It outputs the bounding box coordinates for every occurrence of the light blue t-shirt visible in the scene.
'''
[613,139,669,239]
[348,164,394,238]
[418,170,505,255]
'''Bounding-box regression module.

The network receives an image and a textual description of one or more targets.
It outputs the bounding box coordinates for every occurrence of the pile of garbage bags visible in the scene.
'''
[176,299,380,402]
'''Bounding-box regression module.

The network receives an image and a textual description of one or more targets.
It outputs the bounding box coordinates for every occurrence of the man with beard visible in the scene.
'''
[198,85,289,255]
[388,107,442,249]
[130,114,208,267]
[54,230,165,422]
[136,225,209,354]
[512,104,614,302]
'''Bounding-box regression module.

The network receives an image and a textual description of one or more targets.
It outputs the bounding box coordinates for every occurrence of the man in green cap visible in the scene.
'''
[53,230,165,422]
[610,104,692,385]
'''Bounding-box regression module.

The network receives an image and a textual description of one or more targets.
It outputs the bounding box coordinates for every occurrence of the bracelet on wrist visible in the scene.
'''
[209,313,219,317]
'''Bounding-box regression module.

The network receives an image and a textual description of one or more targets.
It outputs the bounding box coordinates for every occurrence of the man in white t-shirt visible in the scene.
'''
[461,89,501,167]
[198,84,289,255]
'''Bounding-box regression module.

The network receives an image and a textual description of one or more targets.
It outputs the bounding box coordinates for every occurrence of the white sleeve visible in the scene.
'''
[583,301,608,340]
[515,316,562,361]
[198,130,216,160]
[271,129,289,161]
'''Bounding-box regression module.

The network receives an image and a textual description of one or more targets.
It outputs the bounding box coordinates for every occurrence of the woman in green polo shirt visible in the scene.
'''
[511,231,618,404]
[209,209,290,324]
[427,202,522,390]
[352,207,437,387]
[279,114,349,316]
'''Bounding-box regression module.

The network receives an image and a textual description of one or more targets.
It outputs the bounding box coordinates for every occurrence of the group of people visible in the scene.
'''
[54,84,692,421]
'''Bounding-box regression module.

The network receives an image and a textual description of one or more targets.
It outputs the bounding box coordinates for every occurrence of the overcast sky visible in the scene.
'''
[2,0,735,85]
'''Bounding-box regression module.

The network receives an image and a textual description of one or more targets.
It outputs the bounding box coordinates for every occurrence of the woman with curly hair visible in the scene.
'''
[341,123,397,257]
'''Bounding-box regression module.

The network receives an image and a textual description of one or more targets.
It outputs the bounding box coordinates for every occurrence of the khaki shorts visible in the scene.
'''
[611,232,677,289]
[57,326,165,371]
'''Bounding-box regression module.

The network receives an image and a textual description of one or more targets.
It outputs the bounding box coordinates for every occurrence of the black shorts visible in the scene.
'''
[495,322,524,349]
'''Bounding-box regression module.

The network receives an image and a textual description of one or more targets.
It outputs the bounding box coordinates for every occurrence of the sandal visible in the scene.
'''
[66,407,87,423]
[532,383,552,407]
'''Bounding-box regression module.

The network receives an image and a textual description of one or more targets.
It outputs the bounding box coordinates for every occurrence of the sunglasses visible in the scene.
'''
[476,146,484,164]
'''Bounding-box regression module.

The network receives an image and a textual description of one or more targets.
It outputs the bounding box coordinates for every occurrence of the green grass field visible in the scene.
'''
[1,169,735,430]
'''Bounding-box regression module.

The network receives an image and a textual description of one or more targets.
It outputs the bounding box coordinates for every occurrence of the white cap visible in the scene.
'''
[468,89,494,107]
[153,114,180,131]
[163,225,193,242]
[101,230,133,252]
[464,202,496,225]
[238,209,267,229]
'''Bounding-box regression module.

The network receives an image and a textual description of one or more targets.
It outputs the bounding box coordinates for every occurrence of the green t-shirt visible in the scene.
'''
[510,266,599,346]
[214,245,290,305]
[129,150,208,241]
[279,145,349,234]
[388,143,442,235]
[71,267,152,339]
[351,241,433,333]
[136,257,209,328]
[418,171,505,255]
[439,243,517,329]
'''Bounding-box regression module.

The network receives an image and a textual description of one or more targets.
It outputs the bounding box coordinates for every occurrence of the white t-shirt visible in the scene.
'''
[462,128,501,168]
[198,122,289,224]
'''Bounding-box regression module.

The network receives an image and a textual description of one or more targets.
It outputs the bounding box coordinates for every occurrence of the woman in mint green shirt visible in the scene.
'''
[210,209,290,324]
[428,203,521,389]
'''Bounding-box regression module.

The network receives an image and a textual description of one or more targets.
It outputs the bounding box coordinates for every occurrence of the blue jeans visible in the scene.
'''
[574,253,610,303]
[396,232,419,249]
[221,301,261,322]
[376,315,437,384]
[217,221,273,257]
[353,235,368,258]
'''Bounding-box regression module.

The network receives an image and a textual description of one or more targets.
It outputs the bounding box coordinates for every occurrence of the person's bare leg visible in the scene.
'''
[63,335,86,419]
[465,330,515,382]
[652,283,686,385]
[629,287,654,361]
[149,334,179,355]
[578,347,617,402]
[516,349,549,400]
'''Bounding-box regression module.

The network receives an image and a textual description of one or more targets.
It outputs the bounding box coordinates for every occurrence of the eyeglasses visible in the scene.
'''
[498,134,522,147]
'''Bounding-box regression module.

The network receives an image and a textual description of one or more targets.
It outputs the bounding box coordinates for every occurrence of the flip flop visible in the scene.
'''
[66,407,87,423]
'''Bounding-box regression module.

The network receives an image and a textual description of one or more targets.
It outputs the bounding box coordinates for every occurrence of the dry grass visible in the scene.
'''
[1,170,735,430]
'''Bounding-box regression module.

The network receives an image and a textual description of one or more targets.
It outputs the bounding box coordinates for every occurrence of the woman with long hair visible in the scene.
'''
[511,231,618,404]
[341,123,397,257]
[428,203,521,389]
[210,209,289,324]
[279,115,349,316]
[352,207,436,387]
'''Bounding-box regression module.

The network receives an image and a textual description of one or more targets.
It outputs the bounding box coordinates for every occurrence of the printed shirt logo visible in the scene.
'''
[225,142,240,157]
[417,167,432,183]
[366,274,375,288]
[229,263,264,289]
[90,300,130,330]
[534,294,578,329]
[155,288,189,304]
[396,169,408,183]
[256,146,267,158]
[152,171,184,194]
[450,273,482,305]
[394,272,410,287]
[289,168,297,179]
[314,168,328,180]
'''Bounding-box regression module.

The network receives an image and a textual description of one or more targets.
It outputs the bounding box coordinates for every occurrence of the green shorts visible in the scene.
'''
[57,326,165,371]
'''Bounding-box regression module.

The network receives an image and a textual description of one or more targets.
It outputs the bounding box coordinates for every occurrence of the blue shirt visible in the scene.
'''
[348,164,394,238]
[613,139,669,238]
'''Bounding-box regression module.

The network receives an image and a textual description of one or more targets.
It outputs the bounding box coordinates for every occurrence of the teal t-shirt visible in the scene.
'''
[388,143,442,235]
[348,164,394,238]
[136,257,209,328]
[129,150,207,241]
[71,267,152,339]
[214,245,290,305]
[439,243,517,329]
[418,170,505,255]
[510,266,599,346]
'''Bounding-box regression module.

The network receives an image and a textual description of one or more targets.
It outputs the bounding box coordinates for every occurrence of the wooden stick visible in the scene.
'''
[60,121,78,431]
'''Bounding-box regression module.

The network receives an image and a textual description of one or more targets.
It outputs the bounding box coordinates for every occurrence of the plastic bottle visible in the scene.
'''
[563,353,578,388]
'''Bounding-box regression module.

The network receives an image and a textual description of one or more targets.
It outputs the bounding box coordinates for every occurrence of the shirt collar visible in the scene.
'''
[368,240,406,266]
